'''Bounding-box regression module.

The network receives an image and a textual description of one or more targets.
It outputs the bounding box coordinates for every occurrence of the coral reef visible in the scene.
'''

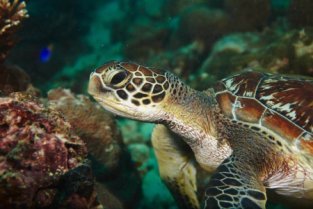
[0,0,28,62]
[177,6,228,44]
[194,27,313,90]
[121,22,170,62]
[0,1,34,97]
[47,88,143,209]
[0,92,102,208]
[47,88,123,172]
[146,40,206,80]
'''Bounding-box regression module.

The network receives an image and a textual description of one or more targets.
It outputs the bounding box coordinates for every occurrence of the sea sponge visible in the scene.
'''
[0,0,28,62]
[0,92,89,208]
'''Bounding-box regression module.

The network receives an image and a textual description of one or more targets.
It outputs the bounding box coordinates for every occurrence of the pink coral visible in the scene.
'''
[0,92,87,208]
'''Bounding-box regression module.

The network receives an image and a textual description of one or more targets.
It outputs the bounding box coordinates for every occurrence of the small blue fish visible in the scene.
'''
[40,44,53,63]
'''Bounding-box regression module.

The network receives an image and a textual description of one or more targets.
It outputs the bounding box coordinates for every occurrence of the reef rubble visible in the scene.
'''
[0,92,103,208]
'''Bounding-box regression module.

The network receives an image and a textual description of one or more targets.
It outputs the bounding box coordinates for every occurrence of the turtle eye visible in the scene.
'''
[109,70,130,87]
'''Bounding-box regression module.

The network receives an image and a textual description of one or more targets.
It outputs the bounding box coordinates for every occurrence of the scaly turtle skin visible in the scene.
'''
[88,61,313,209]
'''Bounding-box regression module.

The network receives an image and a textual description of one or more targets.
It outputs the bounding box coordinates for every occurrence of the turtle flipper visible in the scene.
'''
[152,124,200,209]
[205,155,267,209]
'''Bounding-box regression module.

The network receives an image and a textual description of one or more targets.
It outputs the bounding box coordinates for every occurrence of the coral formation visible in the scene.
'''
[122,22,170,62]
[0,92,102,208]
[47,88,123,172]
[0,0,28,62]
[146,41,206,79]
[196,27,313,89]
[47,88,143,209]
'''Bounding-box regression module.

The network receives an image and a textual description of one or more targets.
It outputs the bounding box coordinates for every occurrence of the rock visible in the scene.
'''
[50,163,103,209]
[95,182,124,209]
[225,0,271,31]
[177,6,229,43]
[0,64,40,96]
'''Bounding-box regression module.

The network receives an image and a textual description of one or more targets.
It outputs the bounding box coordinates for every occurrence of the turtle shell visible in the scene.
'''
[214,71,313,154]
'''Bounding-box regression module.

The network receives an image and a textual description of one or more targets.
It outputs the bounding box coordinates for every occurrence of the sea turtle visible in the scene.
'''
[88,61,313,209]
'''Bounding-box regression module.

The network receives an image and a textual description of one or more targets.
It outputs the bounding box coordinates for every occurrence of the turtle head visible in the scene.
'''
[89,61,217,158]
[88,61,177,122]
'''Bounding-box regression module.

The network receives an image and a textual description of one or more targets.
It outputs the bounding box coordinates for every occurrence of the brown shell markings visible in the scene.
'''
[214,71,313,154]
[257,76,313,133]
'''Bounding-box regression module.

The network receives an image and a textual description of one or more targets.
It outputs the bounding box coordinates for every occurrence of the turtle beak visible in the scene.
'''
[88,72,110,96]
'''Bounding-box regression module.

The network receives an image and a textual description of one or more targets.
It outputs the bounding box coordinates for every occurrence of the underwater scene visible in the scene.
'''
[1,0,313,209]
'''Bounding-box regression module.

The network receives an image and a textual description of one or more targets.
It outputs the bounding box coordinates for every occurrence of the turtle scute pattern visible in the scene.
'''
[213,71,313,154]
[95,61,170,106]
